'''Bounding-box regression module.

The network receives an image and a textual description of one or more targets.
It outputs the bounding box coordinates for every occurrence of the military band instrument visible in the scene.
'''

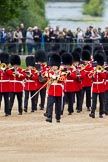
[31,78,52,99]
[0,63,7,71]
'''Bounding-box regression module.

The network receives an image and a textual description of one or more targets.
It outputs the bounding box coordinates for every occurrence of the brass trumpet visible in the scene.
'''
[0,63,7,70]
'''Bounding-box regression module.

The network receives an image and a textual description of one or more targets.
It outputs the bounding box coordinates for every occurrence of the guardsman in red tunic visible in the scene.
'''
[89,51,106,118]
[35,50,48,110]
[81,50,93,111]
[72,51,84,113]
[24,56,38,112]
[61,53,76,115]
[45,53,63,123]
[6,55,26,115]
[0,52,10,116]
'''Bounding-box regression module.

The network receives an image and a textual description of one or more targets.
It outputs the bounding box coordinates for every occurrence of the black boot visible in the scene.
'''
[46,117,52,123]
[89,113,95,118]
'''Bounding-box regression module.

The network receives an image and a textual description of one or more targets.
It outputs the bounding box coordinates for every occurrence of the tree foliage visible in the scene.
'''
[83,0,104,17]
[0,0,48,29]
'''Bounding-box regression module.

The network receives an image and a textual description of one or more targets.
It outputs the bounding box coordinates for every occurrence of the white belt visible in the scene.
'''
[93,81,104,84]
[9,80,23,83]
[51,83,63,87]
[26,80,35,83]
[65,80,74,83]
[106,80,108,82]
[0,80,9,82]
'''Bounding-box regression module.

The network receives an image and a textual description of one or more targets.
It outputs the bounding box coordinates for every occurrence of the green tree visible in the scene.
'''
[0,0,27,25]
[83,0,104,16]
[0,0,48,29]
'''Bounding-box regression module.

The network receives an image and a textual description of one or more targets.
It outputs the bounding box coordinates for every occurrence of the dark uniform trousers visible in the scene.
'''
[24,90,36,111]
[47,96,61,120]
[0,92,9,115]
[104,90,108,113]
[63,92,74,114]
[35,88,46,109]
[9,92,23,114]
[91,92,104,115]
[74,90,82,111]
[81,86,91,109]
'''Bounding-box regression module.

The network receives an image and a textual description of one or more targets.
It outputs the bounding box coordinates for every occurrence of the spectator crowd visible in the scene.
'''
[1,23,108,55]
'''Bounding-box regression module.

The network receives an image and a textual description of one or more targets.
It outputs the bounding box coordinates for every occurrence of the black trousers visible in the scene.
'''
[104,90,108,113]
[24,90,36,111]
[74,90,82,111]
[91,92,104,115]
[47,96,61,120]
[81,86,91,109]
[0,92,9,115]
[63,92,74,113]
[35,88,46,109]
[9,92,23,114]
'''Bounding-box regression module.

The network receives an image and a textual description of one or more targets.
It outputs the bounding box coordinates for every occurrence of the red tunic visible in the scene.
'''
[48,70,64,96]
[0,69,10,92]
[105,72,108,91]
[92,72,106,93]
[24,69,38,91]
[63,67,76,92]
[82,63,93,87]
[6,67,26,92]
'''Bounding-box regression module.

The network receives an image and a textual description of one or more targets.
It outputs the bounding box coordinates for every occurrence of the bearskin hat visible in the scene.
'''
[73,47,82,55]
[93,45,103,56]
[72,51,80,62]
[26,56,35,67]
[61,53,73,65]
[50,53,61,67]
[106,55,108,64]
[10,55,21,66]
[83,45,92,53]
[0,52,10,64]
[94,51,105,66]
[35,50,46,63]
[52,44,60,52]
[82,50,91,61]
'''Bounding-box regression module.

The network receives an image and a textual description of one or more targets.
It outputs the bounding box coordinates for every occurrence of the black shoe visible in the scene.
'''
[40,107,44,110]
[44,112,48,117]
[68,112,72,115]
[24,108,27,112]
[46,117,52,123]
[99,115,103,118]
[18,113,22,115]
[56,119,60,123]
[77,110,81,113]
[89,113,95,118]
[31,110,34,113]
[8,112,11,115]
[104,111,108,115]
[5,114,9,117]
[87,107,91,111]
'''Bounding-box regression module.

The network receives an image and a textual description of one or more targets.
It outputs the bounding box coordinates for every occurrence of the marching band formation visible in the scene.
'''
[0,44,108,122]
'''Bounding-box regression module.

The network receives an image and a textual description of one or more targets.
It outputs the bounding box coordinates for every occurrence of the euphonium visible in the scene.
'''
[0,63,7,70]
[96,65,104,73]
